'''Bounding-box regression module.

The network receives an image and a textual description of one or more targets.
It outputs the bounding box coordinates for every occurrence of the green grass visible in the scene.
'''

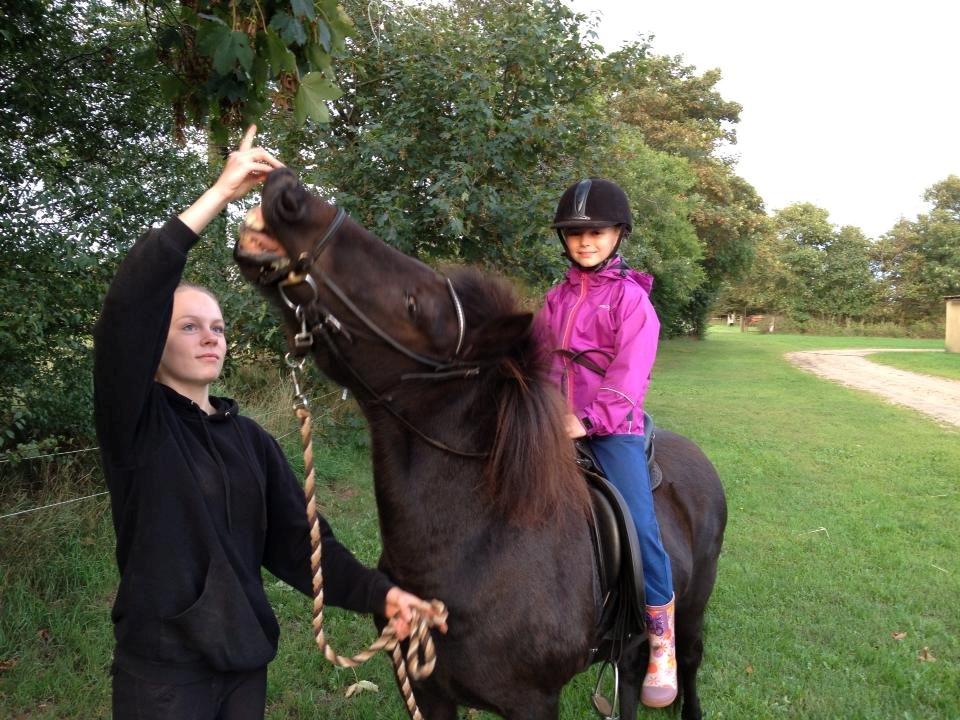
[2,331,958,718]
[867,349,960,381]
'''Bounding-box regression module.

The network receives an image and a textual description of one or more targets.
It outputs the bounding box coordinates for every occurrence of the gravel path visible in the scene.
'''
[784,348,960,429]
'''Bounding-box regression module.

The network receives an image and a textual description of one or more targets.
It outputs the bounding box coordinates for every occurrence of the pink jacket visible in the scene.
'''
[536,256,659,437]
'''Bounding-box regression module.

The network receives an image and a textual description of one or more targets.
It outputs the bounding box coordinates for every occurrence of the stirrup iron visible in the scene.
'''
[591,661,620,720]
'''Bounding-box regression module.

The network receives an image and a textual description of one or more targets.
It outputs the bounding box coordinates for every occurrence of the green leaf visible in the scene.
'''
[331,5,355,49]
[252,55,268,87]
[306,43,332,74]
[132,45,156,71]
[197,22,231,57]
[210,115,229,145]
[263,28,297,76]
[270,11,307,46]
[294,72,341,124]
[300,71,342,101]
[157,74,186,102]
[212,31,254,75]
[291,0,316,21]
[317,19,332,53]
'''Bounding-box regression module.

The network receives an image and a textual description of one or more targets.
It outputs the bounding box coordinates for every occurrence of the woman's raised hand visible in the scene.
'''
[212,125,285,204]
[179,125,285,235]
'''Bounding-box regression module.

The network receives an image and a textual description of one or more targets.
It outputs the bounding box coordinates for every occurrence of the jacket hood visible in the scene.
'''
[159,383,240,420]
[565,255,654,294]
[158,383,251,530]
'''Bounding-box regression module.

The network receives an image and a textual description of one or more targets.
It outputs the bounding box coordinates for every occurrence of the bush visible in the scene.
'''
[773,316,945,338]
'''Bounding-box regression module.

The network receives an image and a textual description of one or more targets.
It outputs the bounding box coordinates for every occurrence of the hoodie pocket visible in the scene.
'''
[163,550,275,672]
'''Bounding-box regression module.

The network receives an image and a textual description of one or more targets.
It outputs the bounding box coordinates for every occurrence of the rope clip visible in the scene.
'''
[285,353,310,410]
[294,306,314,349]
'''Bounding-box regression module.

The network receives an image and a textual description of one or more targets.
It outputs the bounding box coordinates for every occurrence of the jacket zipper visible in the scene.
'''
[560,274,589,412]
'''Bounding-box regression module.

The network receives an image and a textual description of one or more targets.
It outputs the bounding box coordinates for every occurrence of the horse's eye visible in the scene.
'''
[406,294,418,318]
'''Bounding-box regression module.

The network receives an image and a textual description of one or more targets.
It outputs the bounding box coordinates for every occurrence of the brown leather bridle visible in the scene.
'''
[248,206,487,458]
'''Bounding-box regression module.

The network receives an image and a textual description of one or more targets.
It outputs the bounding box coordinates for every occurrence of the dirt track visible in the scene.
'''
[784,349,960,429]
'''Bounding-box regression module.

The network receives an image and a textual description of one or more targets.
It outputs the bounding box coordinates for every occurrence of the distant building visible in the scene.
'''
[946,296,960,352]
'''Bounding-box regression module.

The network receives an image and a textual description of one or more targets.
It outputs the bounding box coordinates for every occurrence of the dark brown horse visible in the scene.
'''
[236,169,726,720]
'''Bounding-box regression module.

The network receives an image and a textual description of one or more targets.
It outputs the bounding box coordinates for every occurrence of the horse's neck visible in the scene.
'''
[364,400,491,564]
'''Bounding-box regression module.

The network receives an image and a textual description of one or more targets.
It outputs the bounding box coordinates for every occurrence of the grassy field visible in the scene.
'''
[867,349,960,381]
[2,329,958,718]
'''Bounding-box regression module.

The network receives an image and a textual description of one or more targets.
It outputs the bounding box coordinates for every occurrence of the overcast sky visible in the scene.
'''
[567,0,960,239]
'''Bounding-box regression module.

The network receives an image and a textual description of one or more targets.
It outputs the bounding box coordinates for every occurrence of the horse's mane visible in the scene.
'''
[445,266,591,527]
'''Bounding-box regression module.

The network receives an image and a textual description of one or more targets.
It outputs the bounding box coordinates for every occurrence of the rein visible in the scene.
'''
[287,355,448,720]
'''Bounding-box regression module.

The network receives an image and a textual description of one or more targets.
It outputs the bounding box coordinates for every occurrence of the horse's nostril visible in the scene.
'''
[278,186,305,223]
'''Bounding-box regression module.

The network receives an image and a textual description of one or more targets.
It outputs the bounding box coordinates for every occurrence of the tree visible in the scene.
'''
[265,0,710,333]
[0,1,206,455]
[715,227,785,320]
[0,1,285,456]
[603,42,768,335]
[820,226,877,322]
[880,176,960,321]
[720,203,877,326]
[289,0,610,282]
[131,0,353,142]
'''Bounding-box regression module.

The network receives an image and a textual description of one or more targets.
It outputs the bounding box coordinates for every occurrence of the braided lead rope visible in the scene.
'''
[287,356,446,719]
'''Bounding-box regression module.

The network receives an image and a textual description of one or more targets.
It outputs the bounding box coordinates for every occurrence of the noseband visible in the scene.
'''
[260,206,485,458]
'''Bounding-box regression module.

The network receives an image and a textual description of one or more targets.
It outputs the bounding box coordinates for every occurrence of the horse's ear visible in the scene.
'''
[468,313,533,358]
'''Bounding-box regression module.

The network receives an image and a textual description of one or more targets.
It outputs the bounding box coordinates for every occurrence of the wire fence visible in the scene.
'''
[0,389,350,522]
[0,445,101,464]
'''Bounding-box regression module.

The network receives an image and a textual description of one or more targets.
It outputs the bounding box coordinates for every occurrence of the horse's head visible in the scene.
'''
[237,168,588,525]
[235,168,533,392]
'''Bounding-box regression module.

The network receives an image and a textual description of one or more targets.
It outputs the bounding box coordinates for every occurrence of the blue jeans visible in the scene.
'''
[588,434,674,606]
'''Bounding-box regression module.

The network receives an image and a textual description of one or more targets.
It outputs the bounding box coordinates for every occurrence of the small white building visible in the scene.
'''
[946,296,960,353]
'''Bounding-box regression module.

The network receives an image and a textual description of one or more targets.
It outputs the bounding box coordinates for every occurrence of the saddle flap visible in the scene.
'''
[588,484,621,594]
[586,470,646,642]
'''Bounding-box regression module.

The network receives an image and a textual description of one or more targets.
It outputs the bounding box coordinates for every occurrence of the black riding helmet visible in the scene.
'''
[552,178,633,270]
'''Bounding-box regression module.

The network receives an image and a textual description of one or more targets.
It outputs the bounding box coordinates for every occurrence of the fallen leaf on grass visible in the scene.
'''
[917,647,936,662]
[745,664,754,674]
[344,680,379,698]
[36,628,51,642]
[892,631,907,641]
[0,658,18,672]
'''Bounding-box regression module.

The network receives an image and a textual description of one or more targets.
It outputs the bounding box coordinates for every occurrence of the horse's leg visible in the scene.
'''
[617,642,646,720]
[400,688,457,720]
[676,612,705,720]
[502,691,560,720]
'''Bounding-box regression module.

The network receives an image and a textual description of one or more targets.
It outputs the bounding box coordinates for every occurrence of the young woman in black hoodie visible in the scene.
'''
[94,127,439,719]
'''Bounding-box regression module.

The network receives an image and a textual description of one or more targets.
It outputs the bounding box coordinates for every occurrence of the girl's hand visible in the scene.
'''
[564,414,587,439]
[384,587,448,640]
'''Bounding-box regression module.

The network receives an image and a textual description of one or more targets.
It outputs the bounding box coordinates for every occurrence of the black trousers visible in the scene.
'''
[112,664,267,720]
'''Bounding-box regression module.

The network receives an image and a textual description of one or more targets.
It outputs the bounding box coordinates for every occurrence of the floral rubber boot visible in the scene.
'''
[641,594,678,708]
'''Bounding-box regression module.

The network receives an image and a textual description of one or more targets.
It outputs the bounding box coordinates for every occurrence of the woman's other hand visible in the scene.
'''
[384,587,448,640]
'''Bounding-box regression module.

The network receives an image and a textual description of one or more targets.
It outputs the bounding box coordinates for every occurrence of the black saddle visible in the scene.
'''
[578,413,662,653]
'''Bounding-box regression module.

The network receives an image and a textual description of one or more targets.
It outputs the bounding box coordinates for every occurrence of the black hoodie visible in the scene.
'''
[93,217,392,684]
